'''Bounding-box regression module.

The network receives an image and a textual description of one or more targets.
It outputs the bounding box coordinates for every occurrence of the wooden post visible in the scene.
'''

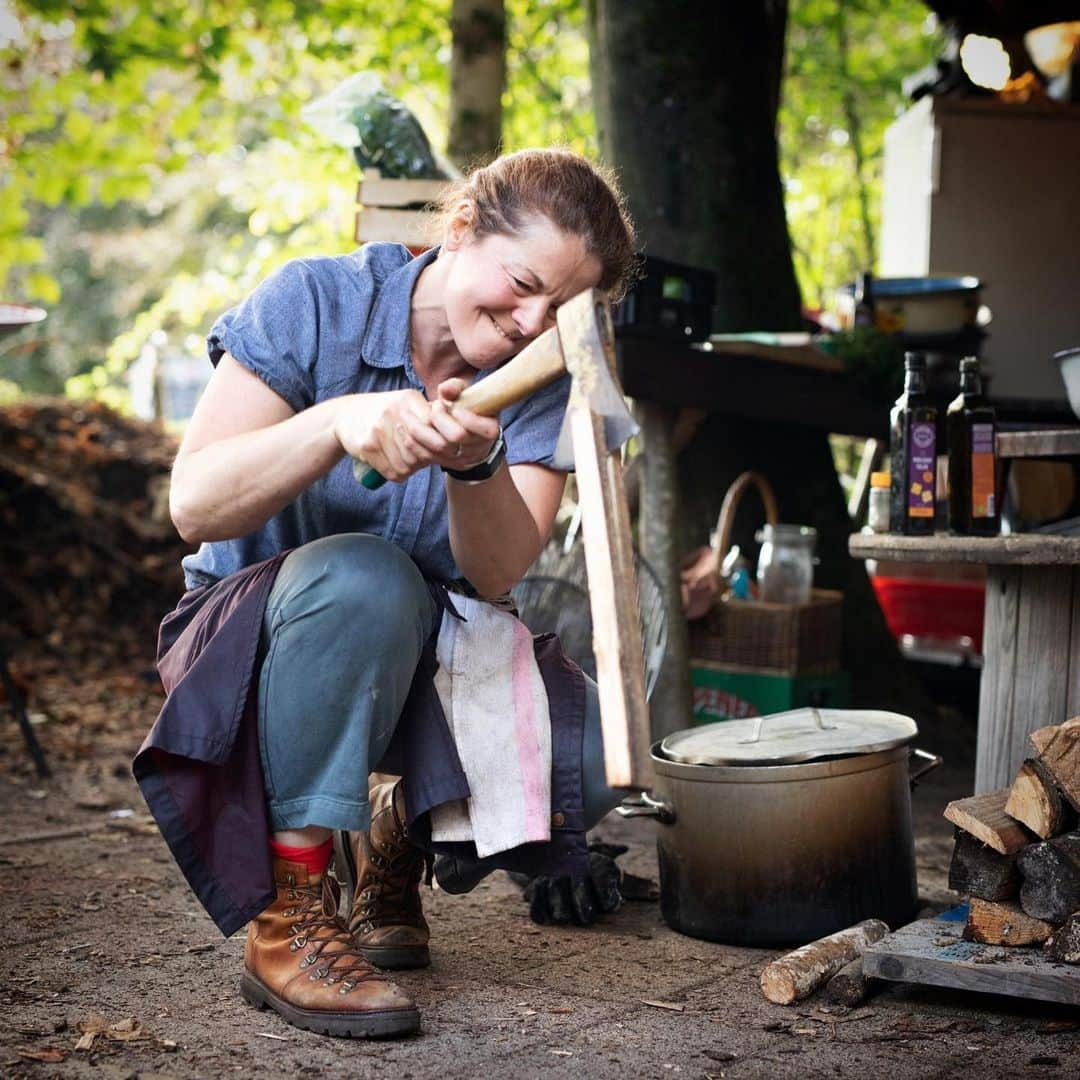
[559,291,653,790]
[636,399,693,742]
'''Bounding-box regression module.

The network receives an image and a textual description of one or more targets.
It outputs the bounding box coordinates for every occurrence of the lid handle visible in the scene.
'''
[737,707,840,745]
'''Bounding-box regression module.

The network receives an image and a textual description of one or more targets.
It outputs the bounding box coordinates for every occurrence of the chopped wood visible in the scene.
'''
[1017,832,1080,923]
[1030,718,1080,813]
[1005,759,1075,839]
[943,790,1033,854]
[1044,911,1080,964]
[760,919,889,1005]
[962,898,1056,946]
[948,827,1020,901]
[820,958,879,1007]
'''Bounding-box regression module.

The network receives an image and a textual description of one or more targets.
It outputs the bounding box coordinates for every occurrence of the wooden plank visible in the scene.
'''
[997,428,1080,459]
[975,566,1019,793]
[356,174,449,207]
[354,207,432,247]
[1008,565,1074,787]
[862,911,1080,1005]
[943,789,1032,853]
[560,291,653,790]
[849,531,1080,566]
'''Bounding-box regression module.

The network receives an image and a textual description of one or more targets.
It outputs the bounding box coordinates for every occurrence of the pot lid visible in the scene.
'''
[660,708,918,767]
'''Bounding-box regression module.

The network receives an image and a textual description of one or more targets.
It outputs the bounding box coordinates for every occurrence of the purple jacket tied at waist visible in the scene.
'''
[134,554,589,937]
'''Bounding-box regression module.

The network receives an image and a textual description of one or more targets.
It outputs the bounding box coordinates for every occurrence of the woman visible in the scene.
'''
[134,148,638,1039]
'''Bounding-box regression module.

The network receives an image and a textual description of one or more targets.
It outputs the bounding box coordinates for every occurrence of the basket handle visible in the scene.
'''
[712,471,780,568]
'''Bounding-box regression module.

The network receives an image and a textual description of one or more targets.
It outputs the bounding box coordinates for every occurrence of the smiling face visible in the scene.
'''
[441,212,603,370]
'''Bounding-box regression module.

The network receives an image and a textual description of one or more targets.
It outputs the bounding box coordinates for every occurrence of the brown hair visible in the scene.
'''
[433,148,639,301]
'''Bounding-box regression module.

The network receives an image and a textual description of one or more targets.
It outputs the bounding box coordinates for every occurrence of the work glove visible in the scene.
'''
[512,841,656,926]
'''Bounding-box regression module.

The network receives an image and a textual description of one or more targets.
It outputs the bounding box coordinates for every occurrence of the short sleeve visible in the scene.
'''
[500,372,572,470]
[206,261,322,412]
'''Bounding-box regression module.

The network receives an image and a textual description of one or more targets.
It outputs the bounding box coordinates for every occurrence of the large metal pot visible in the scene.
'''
[620,710,941,946]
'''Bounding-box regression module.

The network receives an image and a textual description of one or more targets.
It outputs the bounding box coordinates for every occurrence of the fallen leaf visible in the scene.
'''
[641,999,685,1012]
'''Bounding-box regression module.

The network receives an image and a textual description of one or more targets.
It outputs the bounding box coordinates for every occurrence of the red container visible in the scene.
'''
[871,576,985,654]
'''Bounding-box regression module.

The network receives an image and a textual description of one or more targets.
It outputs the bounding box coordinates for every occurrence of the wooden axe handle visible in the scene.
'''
[352,325,566,489]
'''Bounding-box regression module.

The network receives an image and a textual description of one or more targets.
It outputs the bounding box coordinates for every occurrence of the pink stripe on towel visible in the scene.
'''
[511,619,547,841]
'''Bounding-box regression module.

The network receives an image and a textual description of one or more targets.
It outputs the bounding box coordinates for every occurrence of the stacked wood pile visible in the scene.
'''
[0,398,190,663]
[945,718,1080,963]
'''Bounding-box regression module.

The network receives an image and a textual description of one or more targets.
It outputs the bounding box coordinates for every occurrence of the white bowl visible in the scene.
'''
[1055,347,1080,421]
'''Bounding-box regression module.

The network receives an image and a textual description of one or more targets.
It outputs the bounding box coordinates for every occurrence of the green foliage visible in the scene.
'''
[820,325,904,404]
[781,0,944,311]
[2,0,595,403]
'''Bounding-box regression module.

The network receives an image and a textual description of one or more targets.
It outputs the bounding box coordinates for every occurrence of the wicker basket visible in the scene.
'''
[688,471,843,676]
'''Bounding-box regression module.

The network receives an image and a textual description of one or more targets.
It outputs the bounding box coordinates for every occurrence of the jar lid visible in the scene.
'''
[757,524,817,545]
[659,708,918,767]
[870,471,890,487]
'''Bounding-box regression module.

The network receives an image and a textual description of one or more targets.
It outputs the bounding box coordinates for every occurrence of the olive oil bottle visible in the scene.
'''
[947,356,1000,535]
[889,352,937,535]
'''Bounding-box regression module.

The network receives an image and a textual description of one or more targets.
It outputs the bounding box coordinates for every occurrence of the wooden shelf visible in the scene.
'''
[849,531,1080,566]
[997,428,1080,459]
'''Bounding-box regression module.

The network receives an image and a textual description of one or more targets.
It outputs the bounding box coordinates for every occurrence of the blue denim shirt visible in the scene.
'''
[182,243,571,591]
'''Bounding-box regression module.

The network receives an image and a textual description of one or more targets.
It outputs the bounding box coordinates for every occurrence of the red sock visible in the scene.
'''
[270,837,333,876]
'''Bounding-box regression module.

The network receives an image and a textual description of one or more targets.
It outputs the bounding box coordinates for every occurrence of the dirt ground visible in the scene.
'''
[2,647,1078,1079]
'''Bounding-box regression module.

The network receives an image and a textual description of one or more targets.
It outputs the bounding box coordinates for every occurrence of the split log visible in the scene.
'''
[1030,718,1080,813]
[947,827,1020,901]
[962,898,1056,946]
[1045,911,1080,964]
[820,957,879,1007]
[943,790,1033,854]
[1005,759,1075,839]
[1017,832,1080,923]
[759,919,889,1005]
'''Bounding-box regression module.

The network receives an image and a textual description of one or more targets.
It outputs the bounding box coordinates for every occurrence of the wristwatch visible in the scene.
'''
[443,430,507,484]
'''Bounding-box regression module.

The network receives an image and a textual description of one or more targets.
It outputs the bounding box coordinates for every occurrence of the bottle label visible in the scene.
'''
[907,422,936,518]
[971,422,995,517]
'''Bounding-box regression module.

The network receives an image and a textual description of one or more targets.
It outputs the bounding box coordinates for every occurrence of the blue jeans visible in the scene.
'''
[257,533,622,838]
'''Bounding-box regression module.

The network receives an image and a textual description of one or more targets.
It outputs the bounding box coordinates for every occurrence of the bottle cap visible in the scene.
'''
[870,471,890,488]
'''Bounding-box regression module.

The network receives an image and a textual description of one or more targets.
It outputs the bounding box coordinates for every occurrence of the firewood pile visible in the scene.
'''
[0,398,191,663]
[944,718,1080,964]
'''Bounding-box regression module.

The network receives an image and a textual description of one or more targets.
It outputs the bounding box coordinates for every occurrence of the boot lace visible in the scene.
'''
[285,875,386,993]
[349,821,425,934]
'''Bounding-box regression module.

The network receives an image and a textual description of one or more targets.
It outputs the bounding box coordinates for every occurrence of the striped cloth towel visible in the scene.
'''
[429,596,552,858]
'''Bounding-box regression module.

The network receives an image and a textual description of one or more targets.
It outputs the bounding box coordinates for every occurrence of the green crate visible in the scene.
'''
[690,661,851,724]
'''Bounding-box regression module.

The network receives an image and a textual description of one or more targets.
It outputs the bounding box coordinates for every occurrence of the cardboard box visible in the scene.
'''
[691,661,851,724]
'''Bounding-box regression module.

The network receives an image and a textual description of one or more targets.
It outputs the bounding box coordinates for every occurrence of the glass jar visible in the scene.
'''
[867,470,891,534]
[755,524,816,605]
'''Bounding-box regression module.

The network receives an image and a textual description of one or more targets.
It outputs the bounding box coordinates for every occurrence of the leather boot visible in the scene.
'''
[334,779,430,969]
[241,855,419,1038]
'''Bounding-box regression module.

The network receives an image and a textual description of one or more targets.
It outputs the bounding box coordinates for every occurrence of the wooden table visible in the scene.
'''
[849,531,1080,792]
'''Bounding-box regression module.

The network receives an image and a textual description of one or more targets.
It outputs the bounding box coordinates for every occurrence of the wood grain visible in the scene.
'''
[997,429,1080,459]
[962,898,1055,946]
[943,790,1032,854]
[1004,759,1072,839]
[849,532,1080,566]
[559,291,652,790]
[863,913,1080,1005]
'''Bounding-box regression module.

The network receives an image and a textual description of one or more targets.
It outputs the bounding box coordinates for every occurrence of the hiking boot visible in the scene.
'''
[241,855,419,1038]
[334,779,430,970]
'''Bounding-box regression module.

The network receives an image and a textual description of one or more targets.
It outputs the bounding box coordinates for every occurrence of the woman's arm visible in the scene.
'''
[446,462,566,598]
[170,354,435,543]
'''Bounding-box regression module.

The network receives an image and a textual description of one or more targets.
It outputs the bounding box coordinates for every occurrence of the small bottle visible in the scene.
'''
[867,471,891,533]
[889,352,937,536]
[853,271,875,329]
[947,356,1000,536]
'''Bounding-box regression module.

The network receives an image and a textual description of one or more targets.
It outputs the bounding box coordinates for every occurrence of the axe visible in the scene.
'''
[351,289,654,789]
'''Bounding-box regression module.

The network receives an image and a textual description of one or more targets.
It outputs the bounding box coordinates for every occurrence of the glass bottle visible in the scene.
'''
[853,271,875,329]
[947,356,1000,536]
[889,352,937,536]
[867,471,891,534]
[756,524,816,605]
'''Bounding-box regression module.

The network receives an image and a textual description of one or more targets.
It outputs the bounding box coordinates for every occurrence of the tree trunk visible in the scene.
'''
[449,0,506,169]
[588,1,934,736]
[589,1,801,331]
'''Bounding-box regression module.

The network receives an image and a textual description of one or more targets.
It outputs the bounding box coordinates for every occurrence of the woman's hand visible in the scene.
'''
[332,382,501,483]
